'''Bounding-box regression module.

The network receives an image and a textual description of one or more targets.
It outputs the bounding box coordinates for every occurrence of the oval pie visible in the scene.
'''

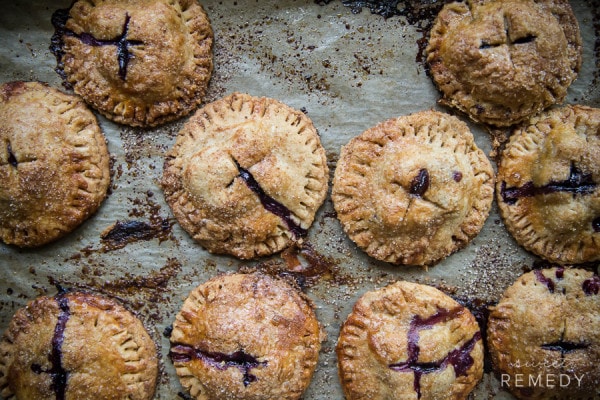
[427,0,582,127]
[488,267,600,399]
[169,272,324,400]
[0,81,110,248]
[337,280,484,400]
[161,92,329,259]
[332,110,494,266]
[497,105,600,264]
[51,0,214,127]
[0,290,158,400]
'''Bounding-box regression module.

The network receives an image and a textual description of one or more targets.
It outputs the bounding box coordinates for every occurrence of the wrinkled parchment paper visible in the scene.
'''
[1,1,599,398]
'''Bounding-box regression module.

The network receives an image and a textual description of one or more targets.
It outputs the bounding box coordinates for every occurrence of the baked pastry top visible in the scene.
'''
[161,92,329,259]
[488,267,600,399]
[0,81,110,248]
[51,0,213,127]
[169,272,324,400]
[332,110,494,266]
[497,105,600,265]
[337,280,484,400]
[0,290,158,400]
[427,0,582,127]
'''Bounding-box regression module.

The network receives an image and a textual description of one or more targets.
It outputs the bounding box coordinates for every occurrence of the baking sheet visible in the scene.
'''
[0,1,599,399]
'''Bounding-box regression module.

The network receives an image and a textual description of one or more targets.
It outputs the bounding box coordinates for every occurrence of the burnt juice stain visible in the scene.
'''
[50,8,142,81]
[388,307,481,399]
[170,344,266,387]
[534,269,555,293]
[501,163,596,205]
[234,159,307,239]
[409,168,429,197]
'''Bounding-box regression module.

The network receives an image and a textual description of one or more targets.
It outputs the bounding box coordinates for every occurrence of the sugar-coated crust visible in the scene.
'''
[57,0,213,127]
[488,268,600,399]
[161,92,329,259]
[0,291,158,400]
[427,0,581,127]
[332,110,494,266]
[0,81,110,247]
[497,105,600,264]
[170,272,324,400]
[337,280,484,400]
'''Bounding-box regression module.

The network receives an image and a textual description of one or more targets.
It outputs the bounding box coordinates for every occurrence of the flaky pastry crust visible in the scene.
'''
[161,92,329,259]
[0,81,110,247]
[170,272,324,400]
[53,0,213,127]
[337,280,484,400]
[0,291,158,400]
[488,267,600,399]
[332,110,494,266]
[427,0,581,127]
[497,105,600,264]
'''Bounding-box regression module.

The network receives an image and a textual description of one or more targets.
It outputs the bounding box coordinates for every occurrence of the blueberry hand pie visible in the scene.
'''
[0,81,110,247]
[332,110,494,266]
[427,0,581,127]
[337,280,484,400]
[161,92,329,259]
[169,272,324,400]
[51,0,214,127]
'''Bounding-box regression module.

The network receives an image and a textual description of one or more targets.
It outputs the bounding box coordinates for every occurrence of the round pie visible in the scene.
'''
[497,105,600,264]
[0,290,158,400]
[337,280,484,400]
[161,92,329,259]
[488,267,600,399]
[0,81,110,247]
[332,110,494,266]
[426,0,582,127]
[169,272,324,400]
[51,0,214,127]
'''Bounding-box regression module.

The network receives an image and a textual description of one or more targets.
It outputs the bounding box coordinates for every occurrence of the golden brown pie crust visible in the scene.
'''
[161,92,329,259]
[488,267,600,399]
[170,272,324,400]
[337,280,484,400]
[332,110,494,266]
[427,0,582,127]
[0,81,110,248]
[497,105,600,265]
[0,290,158,400]
[53,0,213,127]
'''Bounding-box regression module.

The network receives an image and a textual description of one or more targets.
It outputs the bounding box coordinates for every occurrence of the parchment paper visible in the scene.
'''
[1,1,599,399]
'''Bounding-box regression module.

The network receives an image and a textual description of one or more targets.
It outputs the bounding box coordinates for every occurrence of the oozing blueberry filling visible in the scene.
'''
[582,275,600,295]
[170,344,267,387]
[452,171,463,183]
[534,269,555,293]
[541,341,589,355]
[233,159,307,239]
[31,288,71,400]
[6,142,17,168]
[409,168,430,197]
[51,9,142,81]
[593,217,600,233]
[388,307,481,399]
[501,163,596,205]
[555,267,564,280]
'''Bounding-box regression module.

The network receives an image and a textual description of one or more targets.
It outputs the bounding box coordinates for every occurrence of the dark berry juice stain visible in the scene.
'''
[541,341,589,356]
[409,168,429,197]
[534,269,555,293]
[583,275,600,295]
[234,159,307,239]
[501,163,596,205]
[6,142,18,168]
[452,171,463,183]
[388,307,481,399]
[170,344,267,387]
[593,217,600,233]
[51,8,142,82]
[31,289,71,400]
[100,219,172,251]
